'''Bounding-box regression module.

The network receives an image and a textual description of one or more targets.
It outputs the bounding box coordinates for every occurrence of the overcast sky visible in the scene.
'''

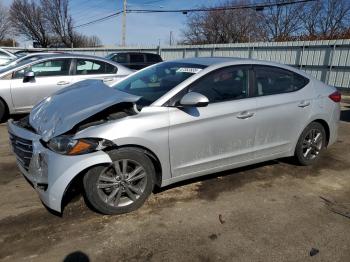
[2,0,218,47]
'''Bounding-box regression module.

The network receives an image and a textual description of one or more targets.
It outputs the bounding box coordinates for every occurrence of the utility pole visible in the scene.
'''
[169,31,173,46]
[122,0,127,46]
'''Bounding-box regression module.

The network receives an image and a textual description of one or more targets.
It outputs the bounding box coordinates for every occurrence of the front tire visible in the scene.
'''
[294,122,326,166]
[83,148,155,215]
[0,100,8,123]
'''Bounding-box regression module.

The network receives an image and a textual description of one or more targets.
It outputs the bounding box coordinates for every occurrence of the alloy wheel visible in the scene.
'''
[96,159,147,207]
[302,129,323,160]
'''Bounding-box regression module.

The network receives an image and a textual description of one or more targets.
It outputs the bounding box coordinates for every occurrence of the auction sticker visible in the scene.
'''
[176,68,202,74]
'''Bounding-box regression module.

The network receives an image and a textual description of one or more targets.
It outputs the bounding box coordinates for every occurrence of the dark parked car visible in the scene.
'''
[106,52,163,70]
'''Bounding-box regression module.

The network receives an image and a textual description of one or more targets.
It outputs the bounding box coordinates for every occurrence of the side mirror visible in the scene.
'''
[179,92,209,107]
[23,71,35,83]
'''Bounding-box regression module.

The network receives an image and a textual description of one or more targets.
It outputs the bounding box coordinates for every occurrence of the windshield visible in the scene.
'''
[113,62,207,106]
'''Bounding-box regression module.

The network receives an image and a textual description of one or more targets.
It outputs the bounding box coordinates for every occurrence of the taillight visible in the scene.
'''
[329,91,341,103]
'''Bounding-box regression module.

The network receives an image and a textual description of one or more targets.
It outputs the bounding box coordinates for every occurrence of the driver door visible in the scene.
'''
[169,65,258,178]
[10,58,72,112]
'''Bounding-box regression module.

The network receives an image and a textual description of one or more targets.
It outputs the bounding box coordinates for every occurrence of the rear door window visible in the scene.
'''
[75,59,117,75]
[253,65,309,96]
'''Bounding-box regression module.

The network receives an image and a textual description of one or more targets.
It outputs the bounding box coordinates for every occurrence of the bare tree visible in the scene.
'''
[86,35,102,47]
[9,0,104,48]
[258,0,306,41]
[299,0,350,40]
[40,0,75,47]
[0,3,11,41]
[182,1,265,44]
[299,0,323,39]
[10,0,51,47]
[71,33,102,47]
[319,0,350,38]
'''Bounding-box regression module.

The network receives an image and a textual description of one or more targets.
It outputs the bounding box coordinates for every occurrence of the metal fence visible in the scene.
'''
[3,39,350,89]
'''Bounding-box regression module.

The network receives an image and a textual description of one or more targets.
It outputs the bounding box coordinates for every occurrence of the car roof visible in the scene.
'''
[171,57,244,66]
[168,57,309,76]
[0,53,129,76]
[35,53,115,61]
[108,52,161,55]
[23,52,61,57]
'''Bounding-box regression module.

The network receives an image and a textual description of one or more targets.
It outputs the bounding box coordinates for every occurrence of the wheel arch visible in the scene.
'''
[292,117,331,156]
[60,144,164,213]
[312,119,330,147]
[60,163,110,213]
[105,144,163,187]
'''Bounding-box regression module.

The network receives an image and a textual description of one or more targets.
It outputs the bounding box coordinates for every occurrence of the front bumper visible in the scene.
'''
[7,119,112,212]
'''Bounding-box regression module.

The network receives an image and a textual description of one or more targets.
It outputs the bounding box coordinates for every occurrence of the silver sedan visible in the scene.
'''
[8,57,340,215]
[0,54,133,121]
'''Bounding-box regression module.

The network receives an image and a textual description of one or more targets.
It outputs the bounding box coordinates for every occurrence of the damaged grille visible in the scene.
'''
[9,133,33,171]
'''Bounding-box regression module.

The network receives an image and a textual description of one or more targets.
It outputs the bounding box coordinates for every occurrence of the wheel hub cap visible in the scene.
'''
[302,129,323,160]
[96,159,147,207]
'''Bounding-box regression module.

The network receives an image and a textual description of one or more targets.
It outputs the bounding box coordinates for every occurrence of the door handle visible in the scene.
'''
[103,78,114,82]
[57,81,70,86]
[237,111,254,119]
[298,101,310,108]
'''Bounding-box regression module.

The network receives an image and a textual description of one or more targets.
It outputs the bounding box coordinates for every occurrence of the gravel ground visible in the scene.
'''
[0,102,349,262]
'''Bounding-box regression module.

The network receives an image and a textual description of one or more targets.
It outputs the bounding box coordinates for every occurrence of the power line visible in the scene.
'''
[73,11,123,28]
[71,1,112,22]
[74,0,316,29]
[128,0,316,14]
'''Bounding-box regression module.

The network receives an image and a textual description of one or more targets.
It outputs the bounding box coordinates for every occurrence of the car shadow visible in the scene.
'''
[0,114,27,124]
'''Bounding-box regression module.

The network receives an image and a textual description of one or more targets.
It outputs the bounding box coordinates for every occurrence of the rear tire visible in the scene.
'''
[83,147,155,215]
[294,122,326,166]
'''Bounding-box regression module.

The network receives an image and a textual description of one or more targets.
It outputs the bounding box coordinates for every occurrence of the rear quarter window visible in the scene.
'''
[254,65,309,96]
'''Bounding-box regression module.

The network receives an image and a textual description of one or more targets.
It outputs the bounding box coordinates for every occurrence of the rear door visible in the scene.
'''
[252,65,312,157]
[169,65,258,177]
[71,58,121,86]
[10,58,72,112]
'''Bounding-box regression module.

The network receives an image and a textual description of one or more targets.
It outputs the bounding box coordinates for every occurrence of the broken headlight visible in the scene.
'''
[47,136,113,155]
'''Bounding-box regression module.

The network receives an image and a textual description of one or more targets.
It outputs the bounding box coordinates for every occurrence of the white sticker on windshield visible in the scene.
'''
[176,68,202,74]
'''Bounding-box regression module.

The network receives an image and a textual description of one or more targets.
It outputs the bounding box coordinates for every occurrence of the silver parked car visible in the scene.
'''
[0,54,133,121]
[8,57,341,215]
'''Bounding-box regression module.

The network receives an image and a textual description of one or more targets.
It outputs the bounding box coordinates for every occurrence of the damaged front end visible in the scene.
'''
[29,79,141,142]
[7,79,143,212]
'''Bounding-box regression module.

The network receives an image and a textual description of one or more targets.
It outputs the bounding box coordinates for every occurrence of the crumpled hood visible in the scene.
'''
[29,79,140,142]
